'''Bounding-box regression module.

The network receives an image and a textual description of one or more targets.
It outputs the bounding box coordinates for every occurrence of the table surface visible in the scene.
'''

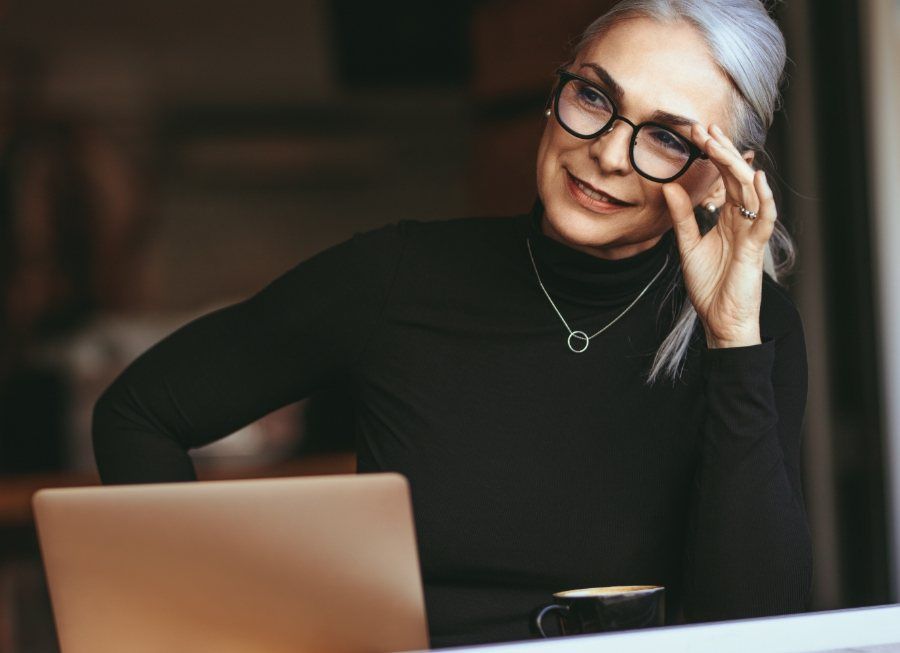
[402,604,900,653]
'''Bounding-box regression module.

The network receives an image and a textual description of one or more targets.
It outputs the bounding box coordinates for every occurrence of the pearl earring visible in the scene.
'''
[704,202,717,214]
[544,108,551,117]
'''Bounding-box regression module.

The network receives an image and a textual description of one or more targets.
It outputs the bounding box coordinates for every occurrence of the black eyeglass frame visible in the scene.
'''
[548,66,710,183]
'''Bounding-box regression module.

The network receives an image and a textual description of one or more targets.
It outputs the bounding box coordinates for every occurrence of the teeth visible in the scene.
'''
[574,177,622,204]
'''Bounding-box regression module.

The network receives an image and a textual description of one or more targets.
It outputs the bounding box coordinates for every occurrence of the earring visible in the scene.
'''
[544,108,551,117]
[704,202,717,214]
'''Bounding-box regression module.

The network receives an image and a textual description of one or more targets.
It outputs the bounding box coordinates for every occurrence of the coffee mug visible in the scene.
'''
[531,585,665,637]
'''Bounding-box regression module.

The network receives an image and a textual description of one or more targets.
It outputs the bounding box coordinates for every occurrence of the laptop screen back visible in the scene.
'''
[33,472,429,653]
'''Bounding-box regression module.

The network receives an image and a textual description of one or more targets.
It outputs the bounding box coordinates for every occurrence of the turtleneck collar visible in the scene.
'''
[520,194,677,308]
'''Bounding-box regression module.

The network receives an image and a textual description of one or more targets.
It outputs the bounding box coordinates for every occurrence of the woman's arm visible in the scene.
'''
[661,119,812,619]
[92,223,405,484]
[681,288,812,620]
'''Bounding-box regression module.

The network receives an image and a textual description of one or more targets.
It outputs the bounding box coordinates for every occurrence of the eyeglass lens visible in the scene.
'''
[558,78,693,181]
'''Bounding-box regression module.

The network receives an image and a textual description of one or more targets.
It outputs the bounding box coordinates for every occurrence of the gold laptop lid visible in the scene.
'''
[33,473,429,653]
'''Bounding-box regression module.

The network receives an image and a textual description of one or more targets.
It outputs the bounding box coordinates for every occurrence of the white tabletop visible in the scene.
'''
[403,604,900,653]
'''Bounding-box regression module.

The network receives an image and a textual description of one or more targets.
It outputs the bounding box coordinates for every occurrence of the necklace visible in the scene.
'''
[526,237,670,354]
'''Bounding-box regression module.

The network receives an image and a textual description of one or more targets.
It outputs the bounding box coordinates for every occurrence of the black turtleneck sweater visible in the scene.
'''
[92,196,813,648]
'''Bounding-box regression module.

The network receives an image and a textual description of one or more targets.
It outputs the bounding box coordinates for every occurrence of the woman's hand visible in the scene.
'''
[661,123,778,349]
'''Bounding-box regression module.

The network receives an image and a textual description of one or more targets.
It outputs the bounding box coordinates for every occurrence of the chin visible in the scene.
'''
[544,197,626,246]
[543,198,670,260]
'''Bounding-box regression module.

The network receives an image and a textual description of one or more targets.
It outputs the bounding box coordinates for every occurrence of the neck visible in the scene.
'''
[522,194,676,308]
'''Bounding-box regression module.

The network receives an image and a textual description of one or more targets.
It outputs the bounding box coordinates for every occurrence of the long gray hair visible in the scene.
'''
[558,0,795,384]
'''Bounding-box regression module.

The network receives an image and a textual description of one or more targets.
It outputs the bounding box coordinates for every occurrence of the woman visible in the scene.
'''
[92,0,812,647]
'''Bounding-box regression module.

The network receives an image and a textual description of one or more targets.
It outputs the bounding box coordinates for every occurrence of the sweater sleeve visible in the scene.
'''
[681,293,813,621]
[91,222,406,485]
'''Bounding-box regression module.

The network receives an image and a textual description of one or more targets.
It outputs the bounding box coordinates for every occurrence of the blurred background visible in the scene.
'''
[0,0,898,650]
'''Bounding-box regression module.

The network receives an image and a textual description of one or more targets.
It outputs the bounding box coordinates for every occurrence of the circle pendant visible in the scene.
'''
[567,330,590,353]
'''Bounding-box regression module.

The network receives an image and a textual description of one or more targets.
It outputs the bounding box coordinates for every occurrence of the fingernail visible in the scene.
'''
[711,124,722,135]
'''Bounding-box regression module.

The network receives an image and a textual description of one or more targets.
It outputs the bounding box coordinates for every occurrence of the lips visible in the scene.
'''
[566,170,633,205]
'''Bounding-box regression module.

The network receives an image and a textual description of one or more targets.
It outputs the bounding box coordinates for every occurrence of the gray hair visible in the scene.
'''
[559,0,794,384]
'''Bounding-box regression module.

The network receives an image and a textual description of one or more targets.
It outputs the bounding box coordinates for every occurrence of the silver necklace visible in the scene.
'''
[526,237,670,354]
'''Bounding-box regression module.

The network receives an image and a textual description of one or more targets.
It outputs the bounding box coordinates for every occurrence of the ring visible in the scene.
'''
[738,204,758,220]
[567,330,589,354]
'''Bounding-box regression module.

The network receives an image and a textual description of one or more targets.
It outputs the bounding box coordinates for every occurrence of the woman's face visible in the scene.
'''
[536,16,748,259]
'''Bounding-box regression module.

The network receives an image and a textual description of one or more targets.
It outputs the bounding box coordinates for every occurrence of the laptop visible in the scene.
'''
[33,472,430,653]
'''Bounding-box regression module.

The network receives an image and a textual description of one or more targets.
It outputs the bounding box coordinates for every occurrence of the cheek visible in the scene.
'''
[637,179,668,212]
[638,179,692,228]
[535,127,554,184]
[538,123,580,170]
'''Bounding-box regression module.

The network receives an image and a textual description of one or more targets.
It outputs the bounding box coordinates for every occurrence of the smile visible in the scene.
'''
[564,170,633,213]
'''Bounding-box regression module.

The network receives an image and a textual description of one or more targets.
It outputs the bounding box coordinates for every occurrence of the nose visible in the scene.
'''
[588,118,633,177]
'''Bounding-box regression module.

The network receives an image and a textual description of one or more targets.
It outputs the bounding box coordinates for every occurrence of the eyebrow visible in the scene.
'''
[577,63,699,128]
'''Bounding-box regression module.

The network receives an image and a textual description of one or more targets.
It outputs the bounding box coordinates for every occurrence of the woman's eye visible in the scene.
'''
[576,84,611,109]
[651,129,688,153]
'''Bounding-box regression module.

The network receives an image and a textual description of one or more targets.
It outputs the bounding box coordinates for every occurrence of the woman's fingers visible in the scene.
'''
[693,123,765,236]
[709,125,761,214]
[750,169,778,244]
[707,144,746,199]
[707,124,754,181]
[662,182,701,253]
[704,126,757,204]
[708,127,778,246]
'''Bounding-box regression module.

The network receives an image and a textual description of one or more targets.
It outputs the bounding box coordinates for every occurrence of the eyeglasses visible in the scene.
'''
[548,67,709,183]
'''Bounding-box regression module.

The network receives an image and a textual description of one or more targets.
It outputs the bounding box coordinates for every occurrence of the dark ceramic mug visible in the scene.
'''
[530,585,665,637]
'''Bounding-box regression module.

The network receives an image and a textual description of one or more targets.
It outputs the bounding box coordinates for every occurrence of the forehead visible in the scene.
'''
[577,16,734,128]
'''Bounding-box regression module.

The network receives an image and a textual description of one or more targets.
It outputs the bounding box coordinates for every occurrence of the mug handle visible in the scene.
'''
[531,603,570,638]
